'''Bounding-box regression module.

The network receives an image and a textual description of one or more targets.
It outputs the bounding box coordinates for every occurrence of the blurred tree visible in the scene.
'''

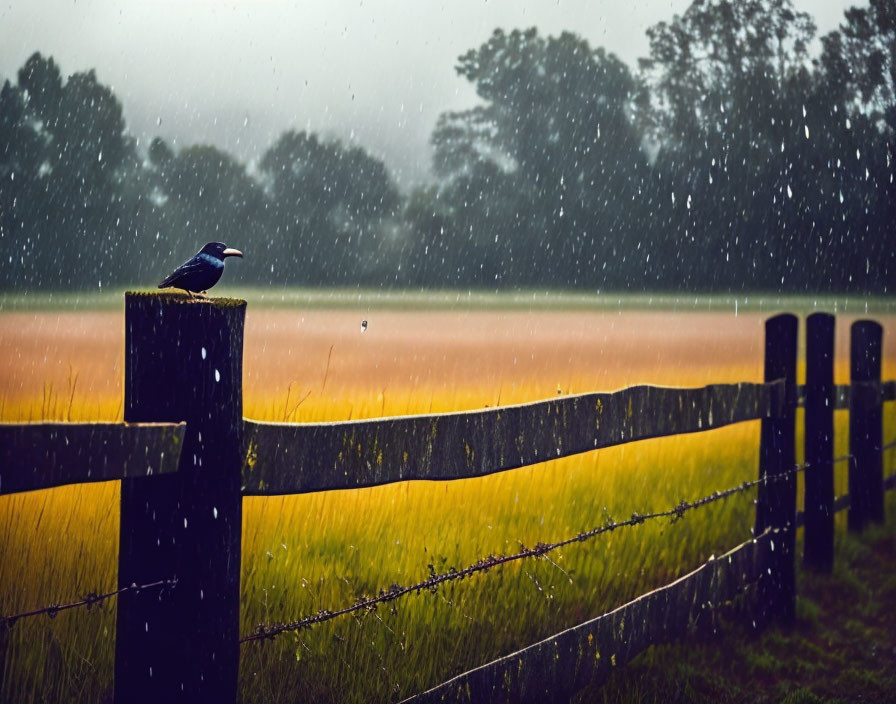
[148,136,175,169]
[429,28,653,288]
[16,52,63,126]
[3,53,135,288]
[638,0,817,291]
[258,130,400,285]
[812,0,896,292]
[150,144,266,284]
[399,185,455,285]
[0,80,44,282]
[823,0,896,132]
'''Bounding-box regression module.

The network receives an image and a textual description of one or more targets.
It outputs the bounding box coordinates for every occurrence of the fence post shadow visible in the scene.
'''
[114,292,245,704]
[755,313,798,625]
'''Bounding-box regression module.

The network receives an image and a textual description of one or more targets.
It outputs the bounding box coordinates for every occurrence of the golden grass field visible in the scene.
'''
[1,298,894,703]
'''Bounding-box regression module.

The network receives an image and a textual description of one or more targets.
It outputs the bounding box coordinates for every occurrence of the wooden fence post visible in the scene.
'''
[804,312,835,572]
[114,292,245,704]
[755,313,797,624]
[848,320,884,532]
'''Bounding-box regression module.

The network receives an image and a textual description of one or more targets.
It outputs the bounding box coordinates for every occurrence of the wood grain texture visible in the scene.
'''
[115,292,245,704]
[755,314,798,625]
[0,422,184,495]
[242,381,784,495]
[849,320,884,531]
[404,530,774,704]
[804,313,835,572]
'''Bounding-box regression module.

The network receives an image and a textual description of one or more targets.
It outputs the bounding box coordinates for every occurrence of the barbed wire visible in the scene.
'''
[0,442,877,640]
[242,456,851,644]
[0,578,177,630]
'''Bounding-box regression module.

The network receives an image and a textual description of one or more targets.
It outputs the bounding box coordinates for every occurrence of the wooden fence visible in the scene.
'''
[1,295,894,703]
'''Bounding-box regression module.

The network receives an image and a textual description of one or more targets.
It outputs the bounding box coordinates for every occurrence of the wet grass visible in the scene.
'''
[4,396,891,703]
[0,303,894,703]
[590,492,896,704]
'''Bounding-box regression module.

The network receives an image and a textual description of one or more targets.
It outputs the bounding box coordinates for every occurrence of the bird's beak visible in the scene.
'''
[222,248,243,258]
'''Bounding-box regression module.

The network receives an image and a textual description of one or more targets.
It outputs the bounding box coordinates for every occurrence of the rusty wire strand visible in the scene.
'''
[242,456,851,644]
[0,578,177,630]
[0,442,876,639]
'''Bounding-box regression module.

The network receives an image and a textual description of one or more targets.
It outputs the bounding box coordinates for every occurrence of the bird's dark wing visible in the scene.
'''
[158,255,207,288]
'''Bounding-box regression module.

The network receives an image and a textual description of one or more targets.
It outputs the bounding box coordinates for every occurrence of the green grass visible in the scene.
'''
[1,299,894,703]
[588,492,896,704]
[5,416,891,702]
[2,415,769,703]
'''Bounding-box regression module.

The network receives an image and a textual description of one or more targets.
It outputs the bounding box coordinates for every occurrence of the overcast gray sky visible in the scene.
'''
[0,0,855,187]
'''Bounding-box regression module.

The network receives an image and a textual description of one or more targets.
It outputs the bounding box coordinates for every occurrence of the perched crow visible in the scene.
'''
[158,242,243,295]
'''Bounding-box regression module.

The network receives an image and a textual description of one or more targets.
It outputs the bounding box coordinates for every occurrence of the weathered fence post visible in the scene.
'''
[755,313,797,624]
[848,320,884,532]
[804,312,835,572]
[114,292,245,703]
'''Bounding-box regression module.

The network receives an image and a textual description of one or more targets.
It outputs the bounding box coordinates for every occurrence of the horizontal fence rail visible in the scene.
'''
[405,529,776,704]
[0,422,185,495]
[241,381,785,495]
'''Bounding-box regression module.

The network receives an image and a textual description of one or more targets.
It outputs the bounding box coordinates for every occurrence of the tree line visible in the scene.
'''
[1,0,893,293]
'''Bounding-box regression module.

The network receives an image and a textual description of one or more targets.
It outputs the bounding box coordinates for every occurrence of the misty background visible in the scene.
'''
[0,0,893,293]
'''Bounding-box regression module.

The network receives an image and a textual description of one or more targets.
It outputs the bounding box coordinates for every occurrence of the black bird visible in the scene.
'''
[158,242,243,295]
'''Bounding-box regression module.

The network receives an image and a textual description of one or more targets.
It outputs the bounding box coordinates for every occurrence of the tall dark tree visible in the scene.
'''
[429,29,653,288]
[813,0,896,292]
[3,53,136,288]
[148,143,266,284]
[0,79,45,285]
[258,130,400,285]
[638,0,818,290]
[823,0,896,132]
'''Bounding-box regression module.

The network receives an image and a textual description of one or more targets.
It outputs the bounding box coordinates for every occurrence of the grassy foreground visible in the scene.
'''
[1,301,894,703]
[591,492,896,704]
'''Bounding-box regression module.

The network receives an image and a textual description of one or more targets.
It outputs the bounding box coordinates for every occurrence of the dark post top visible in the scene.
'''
[115,291,246,704]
